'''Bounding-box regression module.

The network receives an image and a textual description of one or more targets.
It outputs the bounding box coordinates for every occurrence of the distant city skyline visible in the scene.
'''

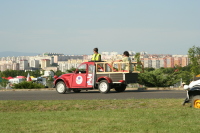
[0,50,188,58]
[0,1,199,55]
[0,50,189,73]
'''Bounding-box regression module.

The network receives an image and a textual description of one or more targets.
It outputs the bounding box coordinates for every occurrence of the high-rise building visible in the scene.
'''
[152,58,160,68]
[30,59,40,68]
[12,62,19,70]
[41,59,50,69]
[19,60,29,70]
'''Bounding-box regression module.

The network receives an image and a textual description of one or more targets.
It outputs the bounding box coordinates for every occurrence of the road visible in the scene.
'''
[0,89,186,100]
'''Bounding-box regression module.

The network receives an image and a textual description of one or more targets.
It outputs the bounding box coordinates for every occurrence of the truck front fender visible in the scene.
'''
[54,78,70,88]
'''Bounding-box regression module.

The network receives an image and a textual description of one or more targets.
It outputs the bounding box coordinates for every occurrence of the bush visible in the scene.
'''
[0,79,8,88]
[13,81,45,89]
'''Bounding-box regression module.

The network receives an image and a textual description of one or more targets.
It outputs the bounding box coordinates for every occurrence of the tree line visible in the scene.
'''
[0,70,41,78]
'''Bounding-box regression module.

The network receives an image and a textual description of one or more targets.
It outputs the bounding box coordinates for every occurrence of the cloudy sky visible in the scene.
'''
[0,0,199,55]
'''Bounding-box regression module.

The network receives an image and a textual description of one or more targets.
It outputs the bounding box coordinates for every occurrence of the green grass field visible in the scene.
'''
[0,99,200,133]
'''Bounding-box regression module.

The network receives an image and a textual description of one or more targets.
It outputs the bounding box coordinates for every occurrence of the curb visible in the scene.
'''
[0,88,55,91]
[0,87,184,91]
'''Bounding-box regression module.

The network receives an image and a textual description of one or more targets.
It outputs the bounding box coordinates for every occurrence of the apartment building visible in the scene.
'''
[151,58,160,68]
[30,59,40,68]
[41,59,50,69]
[141,58,151,68]
[12,62,20,70]
[140,55,189,68]
[53,55,83,63]
[57,59,83,72]
[28,56,53,65]
[172,55,188,67]
[0,61,20,71]
[19,60,29,70]
[159,58,165,68]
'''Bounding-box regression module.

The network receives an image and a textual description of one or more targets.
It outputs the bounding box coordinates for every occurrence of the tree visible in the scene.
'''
[178,70,192,85]
[138,68,181,87]
[188,45,200,78]
[66,67,76,73]
[55,70,64,76]
[144,67,155,72]
[26,70,41,78]
[134,53,143,71]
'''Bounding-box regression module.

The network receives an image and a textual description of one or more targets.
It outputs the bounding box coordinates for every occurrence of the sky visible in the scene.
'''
[0,0,200,55]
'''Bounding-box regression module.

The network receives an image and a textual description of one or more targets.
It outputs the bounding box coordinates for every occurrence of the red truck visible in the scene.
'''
[54,61,143,94]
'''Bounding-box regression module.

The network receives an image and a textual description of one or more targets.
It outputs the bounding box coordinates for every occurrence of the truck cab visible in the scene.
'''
[54,61,143,94]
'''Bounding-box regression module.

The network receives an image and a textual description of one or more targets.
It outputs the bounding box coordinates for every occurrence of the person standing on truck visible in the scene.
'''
[91,48,101,61]
[122,51,131,63]
[113,51,131,62]
[112,51,131,71]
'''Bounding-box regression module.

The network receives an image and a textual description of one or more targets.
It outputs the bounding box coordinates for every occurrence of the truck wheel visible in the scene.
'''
[98,80,110,93]
[115,84,126,92]
[73,89,81,93]
[56,81,70,94]
[192,95,200,108]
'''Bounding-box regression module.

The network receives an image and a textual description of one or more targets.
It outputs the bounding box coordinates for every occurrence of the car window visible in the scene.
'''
[77,64,87,73]
[88,65,94,74]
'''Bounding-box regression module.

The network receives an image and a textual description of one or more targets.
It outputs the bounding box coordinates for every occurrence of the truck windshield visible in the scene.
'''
[77,64,87,73]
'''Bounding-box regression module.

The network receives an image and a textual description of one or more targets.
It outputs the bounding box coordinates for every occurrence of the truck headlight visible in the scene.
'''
[183,85,189,90]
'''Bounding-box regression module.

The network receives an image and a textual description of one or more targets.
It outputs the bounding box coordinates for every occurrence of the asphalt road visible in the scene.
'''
[0,89,186,100]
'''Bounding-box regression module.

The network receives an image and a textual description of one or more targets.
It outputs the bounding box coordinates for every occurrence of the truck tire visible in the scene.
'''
[98,80,110,94]
[115,84,126,92]
[192,95,200,108]
[73,89,81,93]
[56,81,71,94]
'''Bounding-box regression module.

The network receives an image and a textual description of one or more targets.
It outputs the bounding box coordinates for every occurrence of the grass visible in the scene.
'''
[0,99,200,133]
